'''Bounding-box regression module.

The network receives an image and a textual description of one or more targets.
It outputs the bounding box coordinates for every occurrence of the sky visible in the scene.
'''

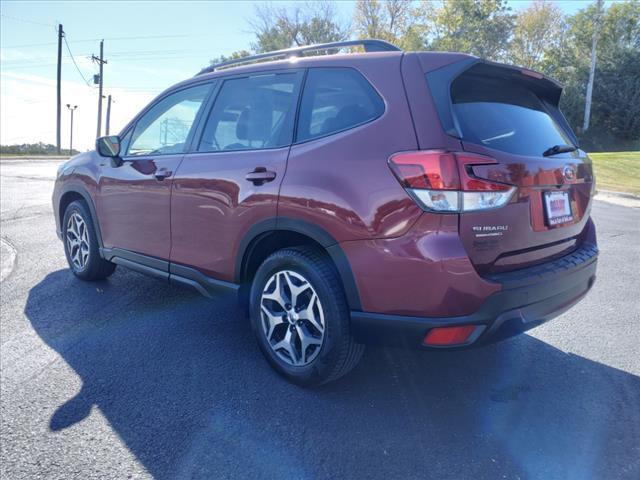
[1,0,606,151]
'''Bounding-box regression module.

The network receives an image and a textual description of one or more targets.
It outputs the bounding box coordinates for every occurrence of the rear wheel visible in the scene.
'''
[249,246,364,386]
[63,200,116,281]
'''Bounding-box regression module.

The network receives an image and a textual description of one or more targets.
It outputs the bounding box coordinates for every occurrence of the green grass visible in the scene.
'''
[589,151,640,196]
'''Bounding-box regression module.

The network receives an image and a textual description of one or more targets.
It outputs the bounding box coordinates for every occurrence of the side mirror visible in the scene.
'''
[96,135,121,158]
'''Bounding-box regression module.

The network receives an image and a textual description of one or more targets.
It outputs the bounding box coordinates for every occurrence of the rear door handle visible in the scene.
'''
[154,168,172,181]
[245,167,276,186]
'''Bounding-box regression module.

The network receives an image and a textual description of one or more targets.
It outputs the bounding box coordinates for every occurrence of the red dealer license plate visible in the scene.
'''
[544,190,573,226]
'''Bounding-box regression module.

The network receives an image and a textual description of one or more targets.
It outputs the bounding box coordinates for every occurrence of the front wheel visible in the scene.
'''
[63,200,116,281]
[249,247,364,386]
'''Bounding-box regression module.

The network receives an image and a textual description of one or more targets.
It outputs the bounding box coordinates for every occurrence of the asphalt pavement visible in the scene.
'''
[1,157,639,480]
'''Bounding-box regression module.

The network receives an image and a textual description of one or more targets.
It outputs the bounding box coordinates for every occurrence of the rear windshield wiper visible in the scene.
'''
[543,144,578,157]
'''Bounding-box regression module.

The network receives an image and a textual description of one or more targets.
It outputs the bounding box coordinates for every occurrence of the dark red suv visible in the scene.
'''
[53,40,598,385]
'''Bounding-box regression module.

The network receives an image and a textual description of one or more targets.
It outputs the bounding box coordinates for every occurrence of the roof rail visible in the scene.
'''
[197,39,401,75]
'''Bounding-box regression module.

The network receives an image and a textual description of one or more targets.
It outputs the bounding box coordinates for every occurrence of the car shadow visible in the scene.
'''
[25,269,640,480]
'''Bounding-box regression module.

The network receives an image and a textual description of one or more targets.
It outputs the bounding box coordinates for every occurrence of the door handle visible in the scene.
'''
[245,167,276,186]
[154,168,172,181]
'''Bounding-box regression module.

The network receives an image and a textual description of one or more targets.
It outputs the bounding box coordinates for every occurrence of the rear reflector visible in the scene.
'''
[388,150,516,213]
[423,325,477,346]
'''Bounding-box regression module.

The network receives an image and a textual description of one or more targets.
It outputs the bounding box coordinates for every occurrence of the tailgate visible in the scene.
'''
[459,146,594,274]
[428,59,595,273]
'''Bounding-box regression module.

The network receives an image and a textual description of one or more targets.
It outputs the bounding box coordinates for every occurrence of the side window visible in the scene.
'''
[127,84,211,156]
[199,73,298,152]
[296,68,384,142]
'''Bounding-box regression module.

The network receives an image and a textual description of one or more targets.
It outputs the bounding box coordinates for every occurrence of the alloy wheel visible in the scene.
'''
[66,212,90,271]
[260,270,325,366]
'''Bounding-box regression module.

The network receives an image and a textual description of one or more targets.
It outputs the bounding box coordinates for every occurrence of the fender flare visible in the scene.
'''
[57,183,104,249]
[236,217,362,311]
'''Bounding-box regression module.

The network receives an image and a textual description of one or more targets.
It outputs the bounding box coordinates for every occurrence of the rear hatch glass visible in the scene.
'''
[440,63,594,274]
[452,77,574,156]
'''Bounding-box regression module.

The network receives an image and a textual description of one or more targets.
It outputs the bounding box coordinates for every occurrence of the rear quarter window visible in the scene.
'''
[296,68,384,142]
[451,75,573,157]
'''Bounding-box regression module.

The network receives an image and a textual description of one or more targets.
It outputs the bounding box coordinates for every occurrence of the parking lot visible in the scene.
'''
[1,157,639,479]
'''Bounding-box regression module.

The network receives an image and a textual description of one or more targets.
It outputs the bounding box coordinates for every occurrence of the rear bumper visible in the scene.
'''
[350,243,598,348]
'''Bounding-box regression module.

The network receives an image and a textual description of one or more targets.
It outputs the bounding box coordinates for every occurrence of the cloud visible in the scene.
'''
[1,71,157,150]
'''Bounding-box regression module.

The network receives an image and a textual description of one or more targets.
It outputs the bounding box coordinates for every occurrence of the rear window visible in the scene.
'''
[199,73,299,152]
[296,68,384,142]
[451,75,573,156]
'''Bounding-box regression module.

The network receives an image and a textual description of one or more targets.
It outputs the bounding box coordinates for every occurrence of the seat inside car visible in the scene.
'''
[320,104,369,136]
[227,99,273,150]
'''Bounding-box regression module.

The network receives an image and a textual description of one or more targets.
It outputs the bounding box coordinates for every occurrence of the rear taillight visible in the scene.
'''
[388,151,516,213]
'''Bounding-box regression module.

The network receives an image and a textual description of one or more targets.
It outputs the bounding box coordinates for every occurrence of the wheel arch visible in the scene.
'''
[58,185,104,249]
[236,218,362,311]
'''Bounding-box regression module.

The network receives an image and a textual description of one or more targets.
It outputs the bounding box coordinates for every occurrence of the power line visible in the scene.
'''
[2,50,188,65]
[84,33,193,42]
[108,49,187,57]
[104,87,163,92]
[0,41,59,49]
[2,33,205,49]
[0,13,56,28]
[3,54,202,68]
[1,63,60,69]
[63,34,92,86]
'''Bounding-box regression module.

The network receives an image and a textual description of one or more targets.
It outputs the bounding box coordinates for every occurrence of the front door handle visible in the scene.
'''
[245,167,276,186]
[154,168,172,181]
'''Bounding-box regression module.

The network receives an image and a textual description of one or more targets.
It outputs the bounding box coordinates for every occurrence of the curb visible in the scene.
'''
[596,189,640,200]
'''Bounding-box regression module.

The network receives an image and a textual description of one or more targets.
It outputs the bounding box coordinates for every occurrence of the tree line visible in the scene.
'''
[212,0,639,152]
[0,142,79,156]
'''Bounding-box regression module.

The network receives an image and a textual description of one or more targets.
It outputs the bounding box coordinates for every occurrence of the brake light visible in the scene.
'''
[388,151,516,213]
[389,151,460,190]
[521,68,544,79]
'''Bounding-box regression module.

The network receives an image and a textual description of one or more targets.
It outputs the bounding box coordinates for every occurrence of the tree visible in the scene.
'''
[208,50,252,68]
[587,1,640,143]
[583,0,604,131]
[249,1,348,52]
[566,0,639,61]
[353,0,386,39]
[592,48,640,142]
[204,0,638,151]
[0,142,80,155]
[509,0,565,70]
[421,0,515,61]
[544,0,640,146]
[353,0,418,47]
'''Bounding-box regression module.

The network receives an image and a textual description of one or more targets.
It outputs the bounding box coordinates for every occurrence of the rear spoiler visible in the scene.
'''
[425,58,578,147]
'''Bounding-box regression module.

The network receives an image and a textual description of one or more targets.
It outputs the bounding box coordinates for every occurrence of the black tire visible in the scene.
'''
[62,200,116,281]
[249,246,364,386]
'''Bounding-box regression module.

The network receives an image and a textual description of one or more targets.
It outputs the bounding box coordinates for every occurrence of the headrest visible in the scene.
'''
[321,104,369,135]
[236,99,273,142]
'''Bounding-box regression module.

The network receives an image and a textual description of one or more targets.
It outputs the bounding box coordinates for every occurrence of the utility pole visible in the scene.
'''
[66,104,78,155]
[92,40,107,138]
[56,24,64,154]
[583,0,604,132]
[105,95,113,135]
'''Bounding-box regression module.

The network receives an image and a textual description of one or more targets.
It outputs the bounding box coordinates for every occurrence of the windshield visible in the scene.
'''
[451,75,573,157]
